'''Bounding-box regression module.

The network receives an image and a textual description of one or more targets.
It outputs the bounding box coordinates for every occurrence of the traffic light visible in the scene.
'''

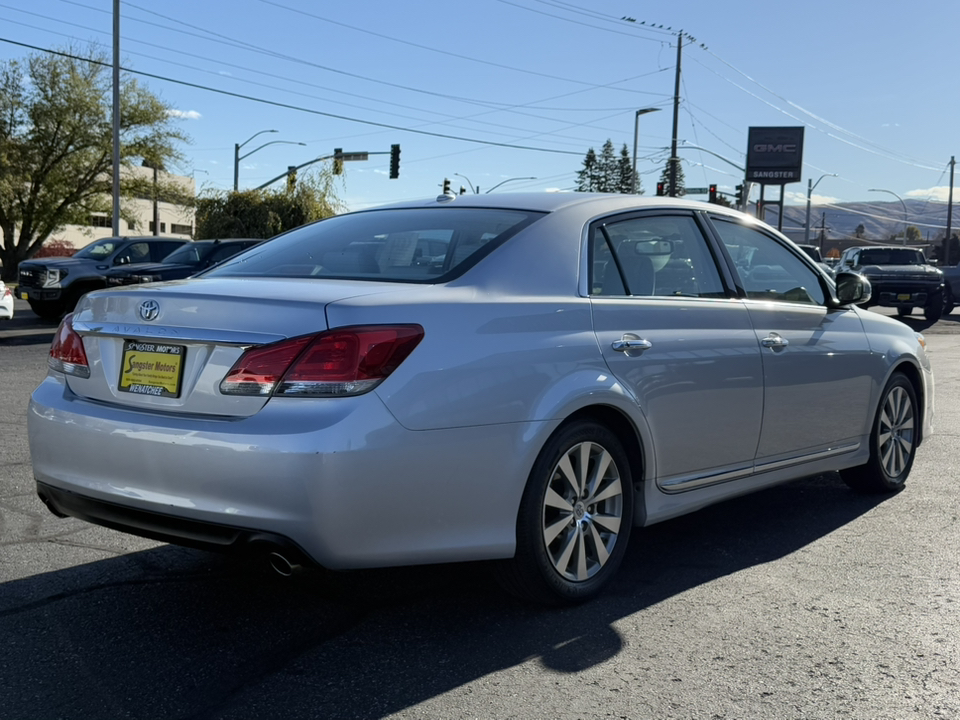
[333,148,343,175]
[708,184,718,203]
[442,178,451,195]
[656,181,665,196]
[735,184,744,206]
[286,166,297,192]
[389,144,400,179]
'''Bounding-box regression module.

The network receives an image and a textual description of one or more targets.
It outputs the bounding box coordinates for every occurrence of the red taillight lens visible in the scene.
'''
[220,325,424,397]
[48,314,91,378]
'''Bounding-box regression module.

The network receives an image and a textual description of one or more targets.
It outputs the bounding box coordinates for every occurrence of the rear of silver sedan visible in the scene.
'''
[28,278,548,571]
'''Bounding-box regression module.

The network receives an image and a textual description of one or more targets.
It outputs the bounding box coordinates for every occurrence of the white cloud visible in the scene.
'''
[785,190,840,205]
[905,186,958,202]
[167,109,202,120]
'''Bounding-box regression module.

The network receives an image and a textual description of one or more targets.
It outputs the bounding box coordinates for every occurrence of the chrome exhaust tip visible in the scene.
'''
[267,551,302,577]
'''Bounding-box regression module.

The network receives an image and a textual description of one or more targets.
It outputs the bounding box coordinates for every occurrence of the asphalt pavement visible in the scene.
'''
[1,297,958,719]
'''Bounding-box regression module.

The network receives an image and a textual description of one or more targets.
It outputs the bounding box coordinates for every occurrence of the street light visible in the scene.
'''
[235,140,307,191]
[804,173,838,244]
[234,130,276,191]
[632,108,662,194]
[869,188,909,245]
[454,173,476,194]
[485,177,537,193]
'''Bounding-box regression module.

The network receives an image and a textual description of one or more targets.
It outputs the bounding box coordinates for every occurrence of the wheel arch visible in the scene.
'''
[549,403,649,527]
[887,359,926,446]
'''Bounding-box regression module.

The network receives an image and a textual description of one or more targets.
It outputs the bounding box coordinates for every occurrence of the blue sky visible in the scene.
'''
[2,0,958,217]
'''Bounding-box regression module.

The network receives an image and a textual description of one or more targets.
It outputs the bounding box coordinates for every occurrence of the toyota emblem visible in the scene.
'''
[138,300,160,321]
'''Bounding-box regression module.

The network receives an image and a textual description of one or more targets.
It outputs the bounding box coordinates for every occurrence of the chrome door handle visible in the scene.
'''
[760,332,789,349]
[612,337,653,353]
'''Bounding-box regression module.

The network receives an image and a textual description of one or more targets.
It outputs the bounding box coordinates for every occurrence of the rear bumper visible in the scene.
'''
[28,373,533,569]
[37,481,311,561]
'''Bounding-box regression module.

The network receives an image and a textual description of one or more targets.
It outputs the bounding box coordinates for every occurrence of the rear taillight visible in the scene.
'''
[2,287,11,298]
[220,325,424,397]
[48,314,91,378]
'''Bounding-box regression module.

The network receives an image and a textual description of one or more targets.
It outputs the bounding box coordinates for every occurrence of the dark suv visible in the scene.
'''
[18,236,189,320]
[104,238,264,286]
[835,245,944,320]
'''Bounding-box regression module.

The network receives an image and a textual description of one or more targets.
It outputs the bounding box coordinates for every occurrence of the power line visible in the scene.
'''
[0,37,587,156]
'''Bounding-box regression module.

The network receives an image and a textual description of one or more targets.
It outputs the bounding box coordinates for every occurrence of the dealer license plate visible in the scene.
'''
[20,291,27,300]
[897,293,912,302]
[118,340,185,398]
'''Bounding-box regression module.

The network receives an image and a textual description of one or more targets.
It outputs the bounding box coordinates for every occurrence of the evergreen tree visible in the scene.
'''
[616,144,641,194]
[658,158,686,197]
[576,140,641,194]
[598,139,618,192]
[576,148,601,192]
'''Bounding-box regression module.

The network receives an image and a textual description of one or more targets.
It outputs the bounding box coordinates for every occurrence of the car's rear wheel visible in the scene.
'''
[841,373,917,494]
[896,307,912,317]
[496,420,634,604]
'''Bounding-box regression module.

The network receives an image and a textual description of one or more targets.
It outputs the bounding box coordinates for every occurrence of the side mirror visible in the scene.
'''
[835,271,872,306]
[115,256,129,265]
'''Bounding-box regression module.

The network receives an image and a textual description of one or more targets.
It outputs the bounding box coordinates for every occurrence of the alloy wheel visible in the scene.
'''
[541,441,624,582]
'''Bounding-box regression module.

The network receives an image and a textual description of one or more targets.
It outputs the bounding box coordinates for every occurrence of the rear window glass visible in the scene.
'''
[205,208,544,282]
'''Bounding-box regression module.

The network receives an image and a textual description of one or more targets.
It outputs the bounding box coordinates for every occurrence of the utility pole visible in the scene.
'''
[668,32,682,197]
[945,155,955,265]
[111,0,121,237]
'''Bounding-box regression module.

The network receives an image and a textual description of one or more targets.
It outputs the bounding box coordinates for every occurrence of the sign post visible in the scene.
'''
[746,127,805,231]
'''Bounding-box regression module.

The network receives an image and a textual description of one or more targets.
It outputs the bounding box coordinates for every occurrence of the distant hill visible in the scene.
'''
[757,198,954,244]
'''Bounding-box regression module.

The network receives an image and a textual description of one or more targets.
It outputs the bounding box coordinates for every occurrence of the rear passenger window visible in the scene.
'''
[712,219,825,306]
[590,215,726,299]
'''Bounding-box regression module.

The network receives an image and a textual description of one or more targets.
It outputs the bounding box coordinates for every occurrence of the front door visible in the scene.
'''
[709,217,873,465]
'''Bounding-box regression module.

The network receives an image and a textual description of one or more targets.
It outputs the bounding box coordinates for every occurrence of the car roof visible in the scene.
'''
[363,191,746,218]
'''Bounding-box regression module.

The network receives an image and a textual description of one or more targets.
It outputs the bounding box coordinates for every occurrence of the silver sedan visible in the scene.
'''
[27,193,934,604]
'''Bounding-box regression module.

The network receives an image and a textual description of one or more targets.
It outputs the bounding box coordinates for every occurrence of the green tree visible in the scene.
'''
[658,157,686,197]
[855,223,866,239]
[575,148,600,192]
[616,144,641,194]
[0,47,190,281]
[576,140,640,194]
[905,225,922,244]
[195,166,345,239]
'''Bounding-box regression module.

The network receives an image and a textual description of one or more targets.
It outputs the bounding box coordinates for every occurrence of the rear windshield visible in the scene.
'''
[204,207,544,282]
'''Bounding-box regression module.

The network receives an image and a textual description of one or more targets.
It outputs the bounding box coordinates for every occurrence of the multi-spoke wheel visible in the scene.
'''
[496,420,634,604]
[841,373,918,493]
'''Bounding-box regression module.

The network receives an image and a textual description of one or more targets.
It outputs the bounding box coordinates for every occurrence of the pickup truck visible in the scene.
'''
[834,245,945,321]
[18,236,189,320]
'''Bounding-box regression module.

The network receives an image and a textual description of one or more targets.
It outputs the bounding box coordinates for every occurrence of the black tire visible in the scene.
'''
[944,287,955,316]
[27,299,65,321]
[840,373,918,494]
[896,307,912,317]
[924,290,943,322]
[495,420,634,605]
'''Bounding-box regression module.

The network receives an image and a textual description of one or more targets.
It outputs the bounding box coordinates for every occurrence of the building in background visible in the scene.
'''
[47,166,196,250]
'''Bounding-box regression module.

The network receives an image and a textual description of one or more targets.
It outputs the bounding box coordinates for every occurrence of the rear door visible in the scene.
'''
[589,211,764,490]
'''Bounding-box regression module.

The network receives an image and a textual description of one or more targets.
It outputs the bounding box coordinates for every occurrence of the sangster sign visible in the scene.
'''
[746,127,804,183]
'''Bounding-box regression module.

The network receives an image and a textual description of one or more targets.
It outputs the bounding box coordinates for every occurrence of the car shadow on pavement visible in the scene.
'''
[0,472,889,720]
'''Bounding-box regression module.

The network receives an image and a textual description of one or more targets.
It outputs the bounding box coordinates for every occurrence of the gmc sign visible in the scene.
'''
[746,127,804,183]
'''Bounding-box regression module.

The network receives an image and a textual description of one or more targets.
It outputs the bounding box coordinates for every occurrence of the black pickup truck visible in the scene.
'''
[834,245,945,321]
[18,236,189,320]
